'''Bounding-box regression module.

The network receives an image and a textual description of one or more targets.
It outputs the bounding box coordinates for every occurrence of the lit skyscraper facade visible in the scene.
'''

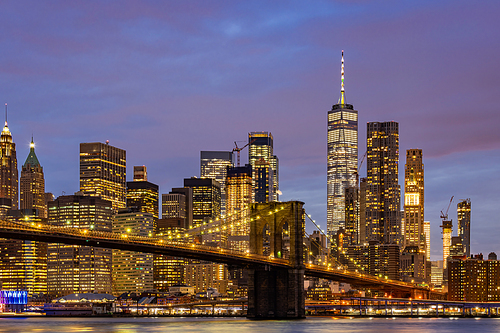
[423,221,431,260]
[0,212,46,296]
[113,209,154,294]
[365,121,401,245]
[0,108,18,215]
[20,138,46,218]
[248,132,279,202]
[457,198,471,257]
[403,149,424,251]
[80,142,126,212]
[47,194,113,297]
[184,177,221,228]
[225,164,252,251]
[126,166,159,219]
[200,151,233,216]
[327,51,358,240]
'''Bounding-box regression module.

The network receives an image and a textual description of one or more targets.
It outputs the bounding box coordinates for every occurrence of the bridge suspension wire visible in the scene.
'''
[303,211,347,270]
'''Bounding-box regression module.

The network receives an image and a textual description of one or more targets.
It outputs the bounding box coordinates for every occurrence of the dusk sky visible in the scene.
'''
[1,1,499,260]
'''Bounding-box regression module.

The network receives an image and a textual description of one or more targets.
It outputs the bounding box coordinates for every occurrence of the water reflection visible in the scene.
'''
[0,317,499,333]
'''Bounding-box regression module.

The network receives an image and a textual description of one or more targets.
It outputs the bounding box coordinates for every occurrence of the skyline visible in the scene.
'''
[0,1,499,260]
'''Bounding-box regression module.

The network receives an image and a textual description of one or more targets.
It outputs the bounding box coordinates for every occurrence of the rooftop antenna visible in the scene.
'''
[338,50,345,105]
[4,103,7,125]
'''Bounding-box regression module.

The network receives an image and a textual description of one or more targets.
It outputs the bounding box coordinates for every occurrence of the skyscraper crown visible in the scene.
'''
[23,137,40,168]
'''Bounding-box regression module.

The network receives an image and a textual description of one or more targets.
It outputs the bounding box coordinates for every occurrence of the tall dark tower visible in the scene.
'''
[0,103,18,215]
[457,199,471,257]
[20,137,46,218]
[327,51,358,241]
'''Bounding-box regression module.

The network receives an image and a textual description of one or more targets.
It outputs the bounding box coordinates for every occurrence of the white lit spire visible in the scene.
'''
[338,50,345,105]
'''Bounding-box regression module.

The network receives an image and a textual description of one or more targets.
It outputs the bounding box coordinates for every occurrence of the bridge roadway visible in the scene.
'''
[0,220,440,297]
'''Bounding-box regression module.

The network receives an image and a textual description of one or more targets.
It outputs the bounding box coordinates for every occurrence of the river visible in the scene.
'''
[0,316,499,332]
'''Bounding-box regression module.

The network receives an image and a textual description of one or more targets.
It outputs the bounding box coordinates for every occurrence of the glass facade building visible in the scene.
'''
[112,209,154,294]
[457,198,471,257]
[365,121,401,245]
[403,149,425,252]
[184,177,221,228]
[80,142,126,212]
[200,151,233,216]
[225,164,252,251]
[248,132,279,202]
[327,52,358,242]
[47,195,113,297]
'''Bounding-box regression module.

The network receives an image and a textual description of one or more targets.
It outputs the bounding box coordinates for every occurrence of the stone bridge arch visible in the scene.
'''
[247,201,305,319]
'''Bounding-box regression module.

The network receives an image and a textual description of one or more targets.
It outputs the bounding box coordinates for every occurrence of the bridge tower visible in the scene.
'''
[247,201,305,319]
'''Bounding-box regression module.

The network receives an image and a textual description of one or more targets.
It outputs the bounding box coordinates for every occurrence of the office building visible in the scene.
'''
[0,211,47,296]
[346,242,400,280]
[225,164,252,251]
[365,121,401,245]
[153,218,188,292]
[448,255,500,302]
[126,166,158,219]
[47,194,113,297]
[423,221,430,260]
[403,149,424,251]
[162,187,193,229]
[400,246,427,283]
[441,219,452,269]
[457,198,471,257]
[20,137,46,218]
[0,108,18,215]
[327,51,358,240]
[200,151,233,216]
[184,177,221,228]
[345,187,359,245]
[253,158,273,203]
[184,262,228,294]
[248,132,279,202]
[80,142,126,211]
[112,208,154,294]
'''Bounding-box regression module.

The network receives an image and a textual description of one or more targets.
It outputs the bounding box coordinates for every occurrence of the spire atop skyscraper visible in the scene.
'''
[4,103,7,125]
[24,135,40,168]
[338,50,345,105]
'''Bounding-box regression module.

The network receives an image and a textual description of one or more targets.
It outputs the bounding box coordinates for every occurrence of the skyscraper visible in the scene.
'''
[113,208,154,294]
[20,137,46,218]
[327,51,358,241]
[423,221,431,260]
[0,211,47,296]
[80,142,126,212]
[248,132,279,202]
[403,149,424,251]
[457,198,471,257]
[200,151,233,216]
[365,121,401,245]
[0,104,18,215]
[225,164,252,251]
[47,194,113,297]
[126,166,159,219]
[184,177,221,228]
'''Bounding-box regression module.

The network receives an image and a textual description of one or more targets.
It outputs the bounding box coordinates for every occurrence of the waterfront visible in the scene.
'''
[0,317,500,333]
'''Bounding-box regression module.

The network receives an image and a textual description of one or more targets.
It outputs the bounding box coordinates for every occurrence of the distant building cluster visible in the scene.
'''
[0,113,279,301]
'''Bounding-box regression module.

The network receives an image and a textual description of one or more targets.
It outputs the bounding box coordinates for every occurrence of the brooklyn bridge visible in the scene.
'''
[0,201,444,319]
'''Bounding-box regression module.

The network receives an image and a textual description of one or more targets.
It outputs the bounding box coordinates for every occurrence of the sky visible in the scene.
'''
[0,0,499,261]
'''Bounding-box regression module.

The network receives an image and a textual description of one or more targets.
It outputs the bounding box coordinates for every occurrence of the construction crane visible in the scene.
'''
[354,151,367,185]
[440,196,454,268]
[440,196,454,220]
[232,139,256,167]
